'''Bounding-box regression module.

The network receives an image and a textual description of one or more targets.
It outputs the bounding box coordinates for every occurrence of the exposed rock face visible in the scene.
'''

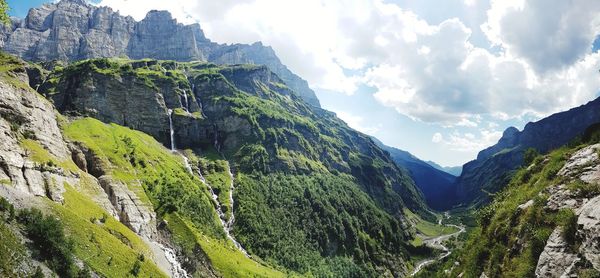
[0,59,73,202]
[98,176,156,237]
[453,97,600,208]
[535,144,600,276]
[535,228,579,277]
[1,0,320,107]
[209,42,320,107]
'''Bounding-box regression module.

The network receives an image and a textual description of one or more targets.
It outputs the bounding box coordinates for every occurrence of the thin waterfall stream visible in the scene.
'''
[182,91,189,112]
[163,109,191,278]
[168,109,249,256]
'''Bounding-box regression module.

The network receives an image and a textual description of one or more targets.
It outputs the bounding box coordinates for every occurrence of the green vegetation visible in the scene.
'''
[234,172,409,276]
[0,52,38,91]
[404,209,458,237]
[17,207,76,277]
[423,143,581,277]
[63,118,224,239]
[0,199,26,277]
[51,185,166,277]
[20,139,79,172]
[165,213,287,277]
[61,118,289,276]
[523,147,540,166]
[43,57,434,276]
[0,0,9,26]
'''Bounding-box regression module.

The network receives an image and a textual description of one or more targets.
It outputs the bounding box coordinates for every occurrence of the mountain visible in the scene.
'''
[426,161,462,176]
[0,0,320,107]
[373,138,457,211]
[451,97,600,208]
[0,49,435,277]
[421,124,600,277]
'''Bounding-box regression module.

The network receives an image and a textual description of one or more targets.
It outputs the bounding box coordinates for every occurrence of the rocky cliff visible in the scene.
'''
[27,56,432,276]
[0,0,320,107]
[0,52,208,277]
[452,97,600,208]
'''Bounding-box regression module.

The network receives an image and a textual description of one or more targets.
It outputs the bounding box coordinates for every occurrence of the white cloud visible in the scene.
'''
[434,129,503,152]
[463,0,477,7]
[333,110,381,135]
[482,0,600,72]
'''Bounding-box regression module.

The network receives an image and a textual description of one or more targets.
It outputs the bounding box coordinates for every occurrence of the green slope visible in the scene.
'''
[419,126,600,277]
[38,57,433,275]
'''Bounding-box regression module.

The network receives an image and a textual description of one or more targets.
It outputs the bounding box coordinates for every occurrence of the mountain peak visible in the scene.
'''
[144,10,174,21]
[502,126,519,137]
[61,0,88,5]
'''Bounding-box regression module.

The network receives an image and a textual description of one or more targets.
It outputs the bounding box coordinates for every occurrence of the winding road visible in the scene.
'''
[410,214,466,276]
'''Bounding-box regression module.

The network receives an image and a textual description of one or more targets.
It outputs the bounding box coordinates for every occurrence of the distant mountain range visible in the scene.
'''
[372,138,458,210]
[451,97,600,208]
[425,161,462,176]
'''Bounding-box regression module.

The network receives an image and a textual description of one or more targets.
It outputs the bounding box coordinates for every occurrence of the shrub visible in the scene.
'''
[17,208,76,277]
[130,259,141,277]
[557,209,578,248]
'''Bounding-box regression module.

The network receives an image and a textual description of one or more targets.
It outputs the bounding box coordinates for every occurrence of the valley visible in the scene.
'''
[0,0,599,277]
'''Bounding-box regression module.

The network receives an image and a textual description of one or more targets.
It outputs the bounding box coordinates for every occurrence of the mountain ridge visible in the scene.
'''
[452,97,600,208]
[0,0,321,107]
[372,137,457,210]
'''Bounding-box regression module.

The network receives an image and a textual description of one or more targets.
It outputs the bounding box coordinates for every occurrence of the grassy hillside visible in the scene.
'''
[38,57,434,276]
[419,126,600,277]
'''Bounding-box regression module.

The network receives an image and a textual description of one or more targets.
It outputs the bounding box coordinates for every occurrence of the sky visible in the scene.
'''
[8,0,600,167]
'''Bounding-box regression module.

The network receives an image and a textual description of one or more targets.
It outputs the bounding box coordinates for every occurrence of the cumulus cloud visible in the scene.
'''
[333,110,381,135]
[482,0,600,72]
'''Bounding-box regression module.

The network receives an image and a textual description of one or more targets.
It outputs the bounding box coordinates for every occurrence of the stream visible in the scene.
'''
[168,107,249,260]
[410,213,465,276]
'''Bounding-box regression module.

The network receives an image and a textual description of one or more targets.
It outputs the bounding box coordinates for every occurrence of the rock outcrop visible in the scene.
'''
[98,176,156,237]
[1,0,320,107]
[0,56,74,203]
[535,144,600,276]
[535,228,579,277]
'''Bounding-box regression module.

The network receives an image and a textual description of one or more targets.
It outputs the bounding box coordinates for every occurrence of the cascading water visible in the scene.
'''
[180,154,193,174]
[168,109,176,151]
[224,162,248,256]
[169,98,247,256]
[164,109,192,277]
[182,91,189,112]
[157,243,190,278]
[199,162,248,256]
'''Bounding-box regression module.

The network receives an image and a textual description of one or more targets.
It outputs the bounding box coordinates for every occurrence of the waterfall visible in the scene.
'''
[223,162,248,256]
[157,243,190,278]
[179,153,193,175]
[197,162,248,256]
[168,109,176,151]
[182,91,189,112]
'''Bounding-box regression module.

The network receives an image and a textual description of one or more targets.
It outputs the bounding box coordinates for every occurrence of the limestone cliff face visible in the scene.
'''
[1,0,320,107]
[0,56,159,238]
[0,57,72,202]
